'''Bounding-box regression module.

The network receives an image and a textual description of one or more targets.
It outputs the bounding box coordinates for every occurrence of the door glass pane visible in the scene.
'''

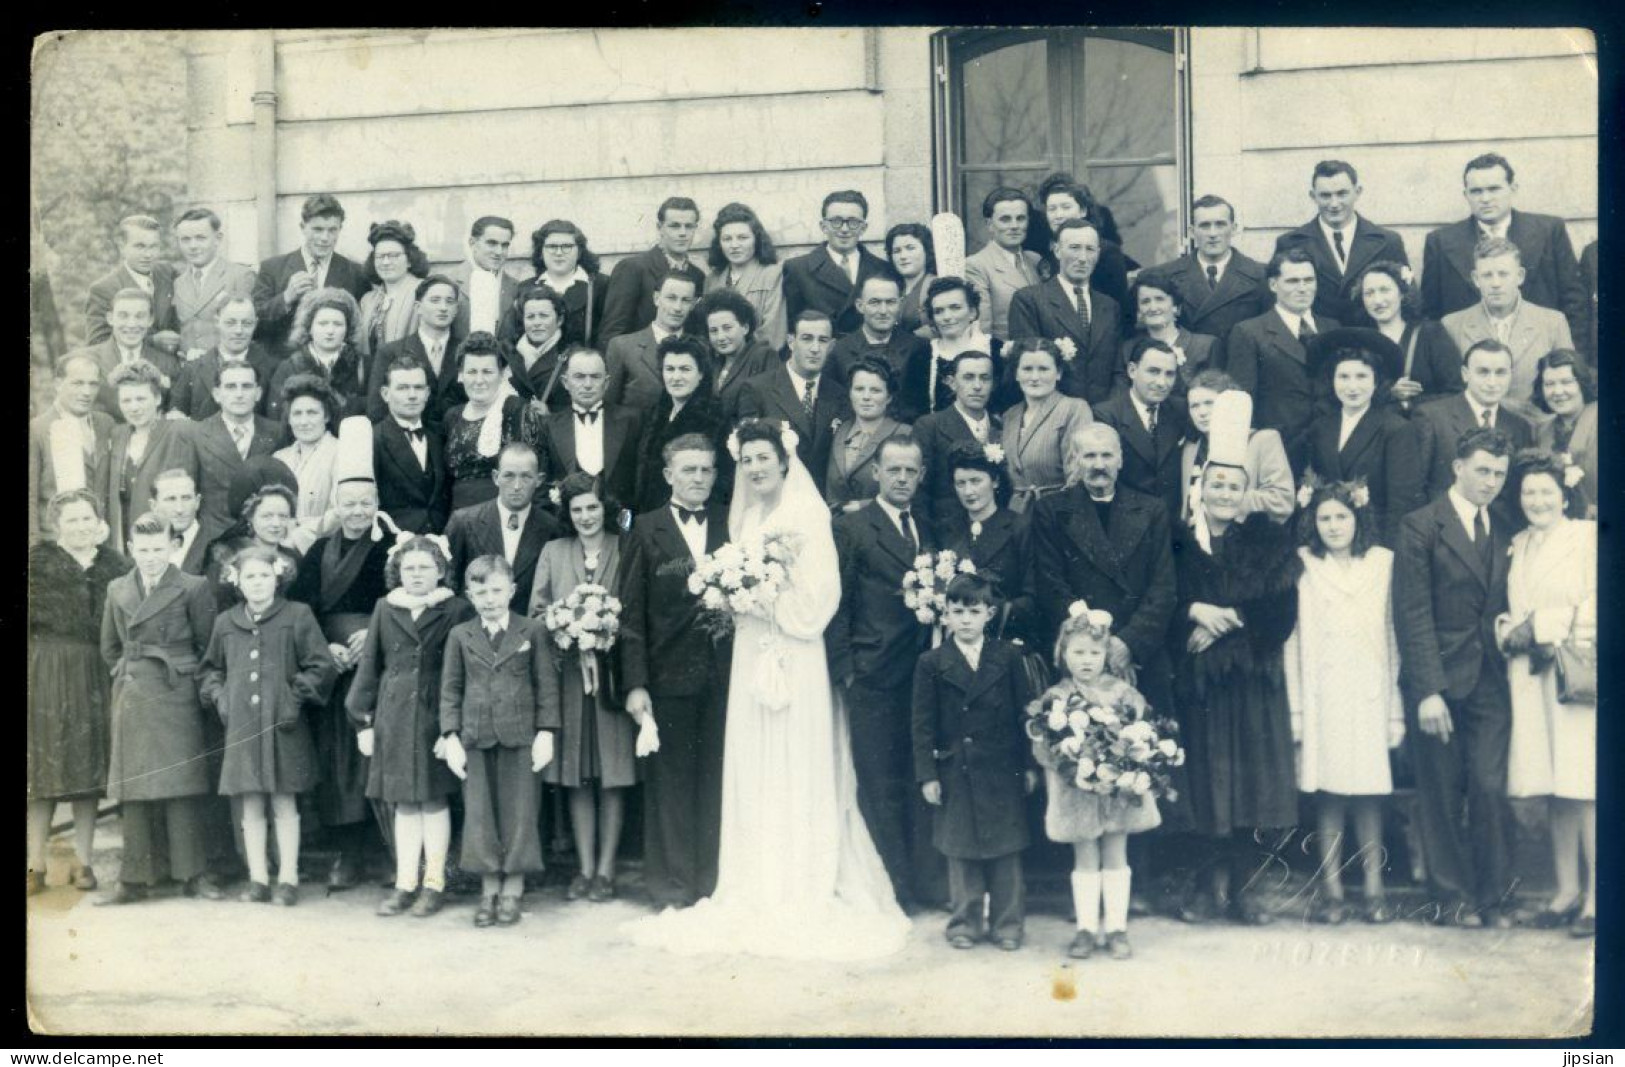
[1084,164,1182,269]
[1080,34,1176,165]
[960,39,1050,167]
[960,168,1048,254]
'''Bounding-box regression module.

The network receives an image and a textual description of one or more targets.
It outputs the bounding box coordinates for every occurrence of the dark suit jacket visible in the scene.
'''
[1223,309,1341,472]
[500,336,570,412]
[1420,210,1587,345]
[714,337,783,429]
[498,274,612,351]
[735,367,852,495]
[1027,485,1175,668]
[251,250,368,353]
[364,333,467,431]
[598,247,706,346]
[439,613,561,748]
[633,396,728,513]
[190,413,285,544]
[1393,494,1512,704]
[167,346,277,420]
[442,499,561,615]
[1093,390,1189,523]
[103,418,198,539]
[1579,239,1598,360]
[267,346,370,423]
[616,502,730,697]
[1273,216,1409,325]
[605,326,688,413]
[828,501,934,686]
[828,330,931,413]
[1006,279,1121,405]
[85,263,176,347]
[782,245,891,337]
[446,261,522,339]
[1146,251,1272,363]
[825,417,911,513]
[1411,393,1533,504]
[373,417,451,534]
[937,507,1035,643]
[1386,319,1465,412]
[537,404,642,507]
[75,340,183,422]
[912,406,1002,530]
[1305,407,1424,547]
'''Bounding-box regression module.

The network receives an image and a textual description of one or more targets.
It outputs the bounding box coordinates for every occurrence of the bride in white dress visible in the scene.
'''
[628,420,911,960]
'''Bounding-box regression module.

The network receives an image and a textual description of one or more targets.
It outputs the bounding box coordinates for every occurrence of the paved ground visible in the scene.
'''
[26,828,1593,1039]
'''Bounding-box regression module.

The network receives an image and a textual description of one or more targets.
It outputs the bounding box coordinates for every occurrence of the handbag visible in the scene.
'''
[1555,633,1597,706]
[997,603,1050,697]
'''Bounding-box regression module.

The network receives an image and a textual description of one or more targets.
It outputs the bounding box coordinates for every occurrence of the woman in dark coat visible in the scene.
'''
[1350,261,1463,414]
[28,490,130,894]
[695,287,781,431]
[1303,330,1424,547]
[347,534,475,917]
[633,336,727,514]
[103,360,197,541]
[199,543,335,904]
[936,441,1035,646]
[501,286,571,412]
[267,287,371,421]
[498,219,611,350]
[444,333,547,510]
[1173,453,1303,925]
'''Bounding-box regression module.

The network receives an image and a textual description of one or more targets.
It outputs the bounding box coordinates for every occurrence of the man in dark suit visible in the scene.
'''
[912,350,1000,529]
[190,361,284,545]
[85,214,178,351]
[828,434,945,910]
[782,190,891,338]
[1093,340,1189,521]
[1413,339,1533,504]
[1393,426,1517,927]
[618,432,731,908]
[447,216,520,338]
[372,357,450,534]
[1579,238,1597,362]
[251,194,368,355]
[1007,218,1122,405]
[537,348,642,508]
[364,275,466,431]
[443,442,561,615]
[67,287,182,421]
[1420,152,1587,345]
[605,271,699,413]
[1224,248,1340,475]
[1273,160,1409,326]
[736,309,851,494]
[1148,195,1272,364]
[827,273,929,407]
[168,297,276,420]
[598,196,706,345]
[151,468,211,575]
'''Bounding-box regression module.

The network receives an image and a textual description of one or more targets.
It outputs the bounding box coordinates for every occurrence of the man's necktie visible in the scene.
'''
[1332,230,1347,270]
[193,267,206,288]
[231,423,250,459]
[1147,403,1160,436]
[403,426,426,441]
[506,511,520,531]
[1481,409,1494,429]
[841,252,856,286]
[1298,319,1316,345]
[802,377,816,416]
[576,408,599,425]
[1475,509,1494,572]
[898,509,918,555]
[676,507,704,526]
[1206,264,1219,289]
[1073,285,1091,329]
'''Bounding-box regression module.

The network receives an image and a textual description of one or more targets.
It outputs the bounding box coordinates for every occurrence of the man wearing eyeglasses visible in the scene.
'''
[783,190,891,338]
[442,442,561,614]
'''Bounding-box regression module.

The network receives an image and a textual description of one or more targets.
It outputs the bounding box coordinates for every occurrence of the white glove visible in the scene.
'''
[357,727,375,757]
[442,734,468,780]
[531,731,555,772]
[635,716,661,758]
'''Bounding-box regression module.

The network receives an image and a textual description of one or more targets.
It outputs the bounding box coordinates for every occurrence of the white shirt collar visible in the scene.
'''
[954,636,985,663]
[1447,486,1489,537]
[651,322,677,344]
[497,502,529,525]
[1275,305,1315,335]
[302,249,329,274]
[1196,250,1232,275]
[787,364,819,393]
[1319,215,1357,247]
[875,496,914,530]
[1478,215,1512,241]
[1129,391,1159,426]
[1464,394,1498,426]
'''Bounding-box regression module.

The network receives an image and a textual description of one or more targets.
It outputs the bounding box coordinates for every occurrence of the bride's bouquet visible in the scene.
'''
[541,583,621,695]
[900,549,978,626]
[1025,687,1185,804]
[686,531,800,639]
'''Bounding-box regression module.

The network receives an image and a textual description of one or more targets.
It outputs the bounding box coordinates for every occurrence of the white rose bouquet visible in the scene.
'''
[685,530,799,639]
[541,582,622,695]
[900,549,978,627]
[1024,688,1184,804]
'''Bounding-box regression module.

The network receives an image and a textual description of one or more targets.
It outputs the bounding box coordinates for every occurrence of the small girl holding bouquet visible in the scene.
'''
[346,533,475,919]
[530,471,631,903]
[199,544,335,906]
[1029,602,1181,960]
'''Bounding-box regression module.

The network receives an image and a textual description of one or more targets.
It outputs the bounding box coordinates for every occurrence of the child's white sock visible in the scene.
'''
[422,808,451,892]
[501,872,525,899]
[1070,870,1102,934]
[394,810,424,892]
[272,797,300,887]
[242,800,270,885]
[1102,866,1132,934]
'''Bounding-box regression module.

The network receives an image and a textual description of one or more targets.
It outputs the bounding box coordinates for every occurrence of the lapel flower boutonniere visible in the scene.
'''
[516,639,531,654]
[548,485,563,507]
[1559,453,1585,489]
[1170,345,1187,370]
[1349,484,1371,509]
[1055,337,1078,362]
[1398,265,1415,286]
[831,416,843,435]
[159,373,173,390]
[983,442,1006,465]
[1296,483,1315,509]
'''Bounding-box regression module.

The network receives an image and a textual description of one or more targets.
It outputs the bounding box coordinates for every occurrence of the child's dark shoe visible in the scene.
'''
[588,874,615,903]
[239,882,272,904]
[474,896,498,927]
[1104,931,1133,959]
[183,874,225,901]
[273,883,299,907]
[410,888,444,917]
[376,889,415,916]
[496,896,522,926]
[98,883,150,906]
[1066,930,1096,959]
[72,865,98,892]
[948,933,977,950]
[565,873,590,901]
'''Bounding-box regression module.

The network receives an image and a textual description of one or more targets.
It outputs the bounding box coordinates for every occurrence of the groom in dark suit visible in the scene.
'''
[619,433,731,907]
[1393,426,1517,927]
[736,309,852,493]
[828,434,947,911]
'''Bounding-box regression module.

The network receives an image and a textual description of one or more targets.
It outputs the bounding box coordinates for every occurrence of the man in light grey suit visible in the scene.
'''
[1441,236,1572,424]
[447,216,520,338]
[171,207,257,359]
[964,186,1043,339]
[604,271,699,413]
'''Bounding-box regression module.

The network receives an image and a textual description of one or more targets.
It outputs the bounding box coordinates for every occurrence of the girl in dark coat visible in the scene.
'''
[28,490,130,894]
[199,544,335,905]
[347,534,475,918]
[1173,462,1303,926]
